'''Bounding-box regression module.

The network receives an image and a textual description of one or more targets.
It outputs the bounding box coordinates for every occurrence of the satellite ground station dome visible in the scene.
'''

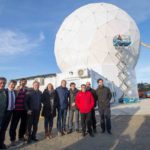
[54,3,140,98]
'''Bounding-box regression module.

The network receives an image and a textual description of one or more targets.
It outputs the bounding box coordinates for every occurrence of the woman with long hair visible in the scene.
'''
[41,83,58,139]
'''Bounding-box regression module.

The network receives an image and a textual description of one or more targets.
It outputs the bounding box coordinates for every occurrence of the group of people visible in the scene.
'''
[0,77,112,149]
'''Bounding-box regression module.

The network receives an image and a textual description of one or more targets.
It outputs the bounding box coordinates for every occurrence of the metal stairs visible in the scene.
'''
[115,45,135,97]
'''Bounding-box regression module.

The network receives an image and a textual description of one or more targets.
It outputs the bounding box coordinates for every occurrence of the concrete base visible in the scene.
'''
[111,98,150,115]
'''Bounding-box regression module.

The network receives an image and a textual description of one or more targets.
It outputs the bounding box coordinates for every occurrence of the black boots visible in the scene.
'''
[0,143,7,149]
[67,129,72,134]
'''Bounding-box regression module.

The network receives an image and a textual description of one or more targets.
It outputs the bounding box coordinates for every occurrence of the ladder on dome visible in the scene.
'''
[113,35,135,98]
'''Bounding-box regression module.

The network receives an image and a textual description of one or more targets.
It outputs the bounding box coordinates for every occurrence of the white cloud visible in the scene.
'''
[0,29,45,55]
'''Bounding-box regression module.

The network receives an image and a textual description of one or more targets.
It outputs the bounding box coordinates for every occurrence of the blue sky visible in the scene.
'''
[0,0,150,83]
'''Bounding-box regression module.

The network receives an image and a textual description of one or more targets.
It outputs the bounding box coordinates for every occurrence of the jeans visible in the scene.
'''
[44,115,53,130]
[57,109,67,132]
[26,110,40,139]
[68,109,79,130]
[80,112,92,133]
[99,107,111,132]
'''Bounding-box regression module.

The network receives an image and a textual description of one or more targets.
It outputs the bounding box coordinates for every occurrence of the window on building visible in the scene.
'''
[40,78,45,86]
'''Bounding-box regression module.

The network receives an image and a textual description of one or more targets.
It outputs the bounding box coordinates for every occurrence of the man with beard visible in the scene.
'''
[67,82,79,134]
[96,79,112,134]
[9,78,28,145]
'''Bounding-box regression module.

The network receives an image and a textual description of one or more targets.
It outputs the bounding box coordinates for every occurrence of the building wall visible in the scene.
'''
[14,69,118,102]
[16,76,56,92]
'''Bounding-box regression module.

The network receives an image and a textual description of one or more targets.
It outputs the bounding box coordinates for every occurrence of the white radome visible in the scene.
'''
[54,3,140,98]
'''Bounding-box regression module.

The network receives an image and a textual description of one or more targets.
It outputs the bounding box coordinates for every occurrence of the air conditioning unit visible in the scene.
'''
[77,69,89,78]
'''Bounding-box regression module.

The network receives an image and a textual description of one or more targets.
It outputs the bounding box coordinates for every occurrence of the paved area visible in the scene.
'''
[111,99,150,115]
[4,99,150,150]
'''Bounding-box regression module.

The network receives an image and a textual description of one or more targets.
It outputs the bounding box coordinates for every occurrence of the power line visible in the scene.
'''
[141,42,150,49]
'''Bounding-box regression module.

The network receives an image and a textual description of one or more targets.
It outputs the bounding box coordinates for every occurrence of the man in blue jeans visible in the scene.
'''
[56,80,69,136]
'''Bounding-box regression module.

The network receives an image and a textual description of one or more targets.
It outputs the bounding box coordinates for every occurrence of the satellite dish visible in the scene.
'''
[55,3,140,99]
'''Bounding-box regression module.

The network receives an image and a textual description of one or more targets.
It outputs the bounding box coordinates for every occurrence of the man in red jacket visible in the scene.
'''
[75,84,94,137]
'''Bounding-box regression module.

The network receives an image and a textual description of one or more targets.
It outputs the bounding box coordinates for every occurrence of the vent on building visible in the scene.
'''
[78,69,89,78]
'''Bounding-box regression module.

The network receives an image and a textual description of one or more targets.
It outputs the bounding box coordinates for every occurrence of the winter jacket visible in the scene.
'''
[0,89,7,125]
[25,89,42,112]
[75,91,94,113]
[96,86,112,109]
[41,89,58,118]
[56,86,69,110]
[86,88,97,107]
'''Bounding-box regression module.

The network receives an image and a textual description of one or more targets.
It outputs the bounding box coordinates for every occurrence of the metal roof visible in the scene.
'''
[14,73,56,81]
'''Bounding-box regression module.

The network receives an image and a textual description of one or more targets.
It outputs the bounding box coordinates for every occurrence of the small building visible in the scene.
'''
[14,68,118,101]
[14,73,56,92]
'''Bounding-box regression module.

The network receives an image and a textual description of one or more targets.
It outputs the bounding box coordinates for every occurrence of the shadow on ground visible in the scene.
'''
[63,107,150,150]
[5,106,150,150]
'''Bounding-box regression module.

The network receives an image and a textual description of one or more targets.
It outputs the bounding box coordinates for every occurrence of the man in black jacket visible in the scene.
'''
[86,82,97,133]
[0,80,17,149]
[0,77,7,128]
[25,81,42,143]
[96,79,112,134]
